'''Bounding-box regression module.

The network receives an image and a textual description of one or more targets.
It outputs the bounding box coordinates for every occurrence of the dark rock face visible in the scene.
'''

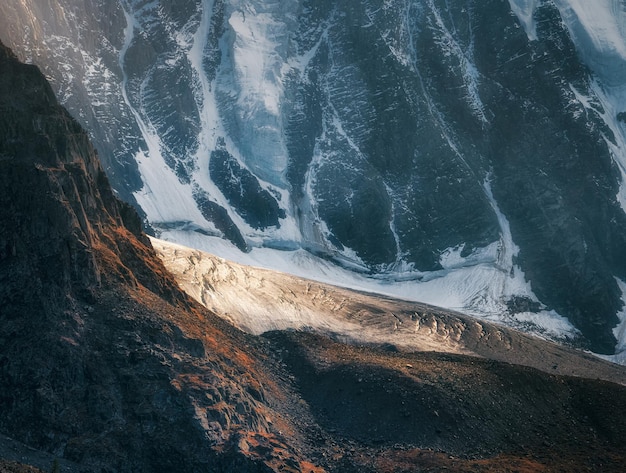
[477,1,626,353]
[2,0,626,353]
[0,43,117,307]
[193,187,249,251]
[210,138,285,230]
[282,0,626,352]
[0,0,144,207]
[0,42,312,473]
[287,0,502,270]
[122,0,203,177]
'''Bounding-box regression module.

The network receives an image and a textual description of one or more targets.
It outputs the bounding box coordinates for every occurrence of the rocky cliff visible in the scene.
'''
[0,40,317,472]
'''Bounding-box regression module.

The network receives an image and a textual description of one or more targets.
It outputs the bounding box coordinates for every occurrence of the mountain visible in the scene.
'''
[2,0,626,356]
[2,38,626,472]
[0,39,315,472]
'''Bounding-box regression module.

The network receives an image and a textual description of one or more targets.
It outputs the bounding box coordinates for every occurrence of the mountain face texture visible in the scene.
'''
[3,38,626,472]
[2,0,626,354]
[0,41,318,473]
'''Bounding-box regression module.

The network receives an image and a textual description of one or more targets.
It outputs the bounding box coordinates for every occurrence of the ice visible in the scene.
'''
[150,237,363,335]
[188,0,220,156]
[385,183,404,265]
[115,0,303,250]
[185,0,245,230]
[133,150,213,227]
[438,243,495,270]
[554,0,626,87]
[508,0,540,41]
[154,219,579,344]
[217,0,298,186]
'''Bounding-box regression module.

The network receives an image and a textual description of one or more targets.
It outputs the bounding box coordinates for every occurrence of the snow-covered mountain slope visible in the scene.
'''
[3,0,626,355]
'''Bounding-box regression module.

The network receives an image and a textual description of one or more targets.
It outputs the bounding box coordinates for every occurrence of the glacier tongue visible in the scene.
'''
[154,229,580,344]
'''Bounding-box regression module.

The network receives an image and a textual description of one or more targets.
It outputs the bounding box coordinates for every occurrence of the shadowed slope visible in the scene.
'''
[266,330,626,473]
[0,41,322,473]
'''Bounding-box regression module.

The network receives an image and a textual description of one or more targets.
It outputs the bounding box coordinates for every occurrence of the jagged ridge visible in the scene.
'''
[0,41,318,473]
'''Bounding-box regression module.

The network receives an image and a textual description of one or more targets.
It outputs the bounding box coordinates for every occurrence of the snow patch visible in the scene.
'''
[217,0,299,186]
[119,6,214,231]
[508,0,540,41]
[553,0,626,87]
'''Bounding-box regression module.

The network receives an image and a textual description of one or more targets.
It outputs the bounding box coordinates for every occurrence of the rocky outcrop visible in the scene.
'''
[0,41,318,472]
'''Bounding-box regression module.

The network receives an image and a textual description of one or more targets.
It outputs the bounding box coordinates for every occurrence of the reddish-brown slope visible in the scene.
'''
[0,40,322,472]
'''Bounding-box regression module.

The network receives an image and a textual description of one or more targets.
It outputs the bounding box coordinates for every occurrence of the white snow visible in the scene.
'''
[119,6,216,232]
[187,0,220,179]
[553,0,626,87]
[154,207,579,344]
[508,0,540,41]
[216,0,298,186]
[111,0,306,255]
[151,237,364,336]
